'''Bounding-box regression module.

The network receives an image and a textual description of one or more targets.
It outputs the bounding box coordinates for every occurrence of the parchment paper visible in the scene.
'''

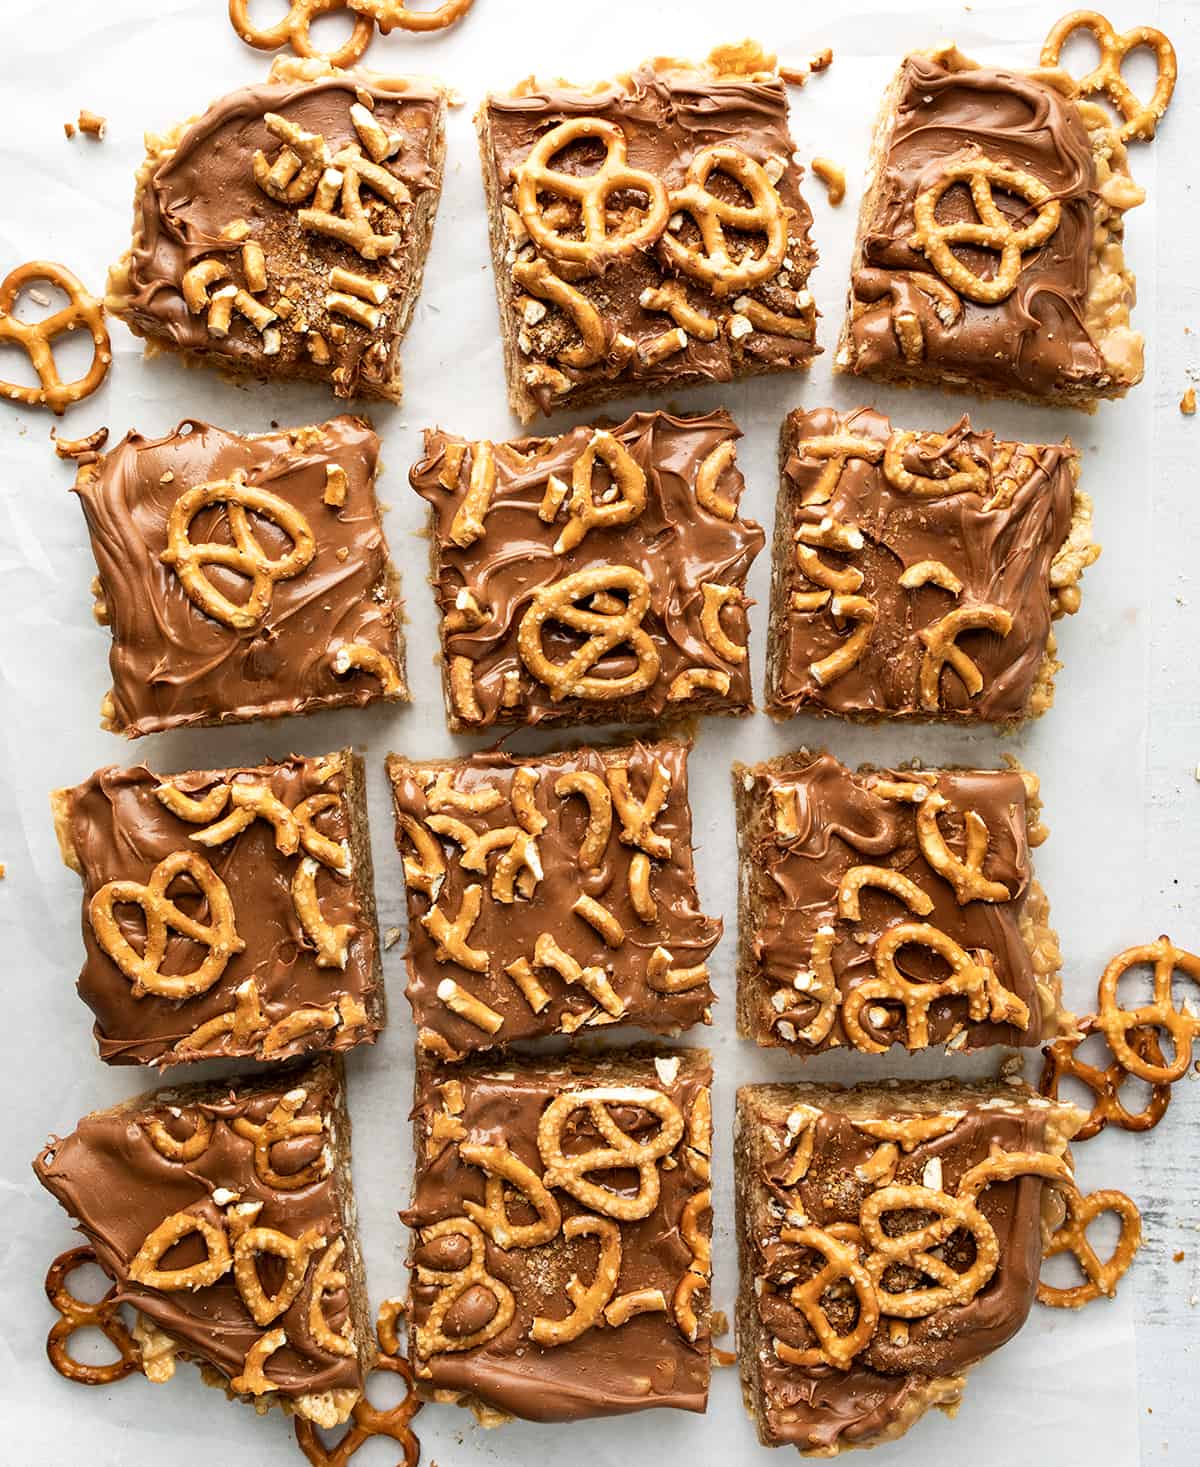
[0,1,1171,1461]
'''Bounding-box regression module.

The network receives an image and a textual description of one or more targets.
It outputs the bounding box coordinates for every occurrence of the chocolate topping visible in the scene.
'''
[109,67,444,400]
[56,752,381,1068]
[75,416,404,737]
[768,406,1085,722]
[845,49,1139,402]
[387,741,721,1057]
[479,53,818,419]
[409,409,764,730]
[738,1080,1080,1453]
[34,1062,365,1409]
[735,751,1057,1054]
[405,1050,712,1422]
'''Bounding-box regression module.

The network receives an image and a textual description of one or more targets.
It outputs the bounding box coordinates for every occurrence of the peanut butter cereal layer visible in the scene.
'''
[733,751,1069,1057]
[387,741,721,1059]
[108,58,445,401]
[766,406,1098,724]
[836,43,1146,408]
[51,750,383,1068]
[409,409,764,731]
[405,1048,712,1422]
[477,42,819,422]
[35,1060,371,1428]
[75,415,405,737]
[736,1078,1084,1454]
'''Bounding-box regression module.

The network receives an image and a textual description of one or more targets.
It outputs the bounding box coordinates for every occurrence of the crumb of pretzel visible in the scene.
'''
[781,49,833,87]
[53,426,109,462]
[63,120,76,139]
[78,110,107,140]
[1182,386,1196,415]
[811,157,846,205]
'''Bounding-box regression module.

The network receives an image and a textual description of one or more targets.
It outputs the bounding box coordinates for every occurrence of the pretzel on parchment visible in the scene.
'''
[0,261,111,414]
[1041,11,1176,142]
[229,1,373,67]
[45,1245,141,1385]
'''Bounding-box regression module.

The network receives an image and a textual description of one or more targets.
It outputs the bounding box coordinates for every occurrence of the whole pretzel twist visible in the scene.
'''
[351,0,475,32]
[909,155,1061,305]
[295,1301,422,1467]
[89,850,245,1000]
[228,0,373,68]
[519,565,660,701]
[1041,11,1177,142]
[45,1245,141,1385]
[1039,1014,1171,1139]
[1094,936,1200,1083]
[537,1086,684,1221]
[661,145,788,296]
[1038,1185,1142,1308]
[0,261,111,414]
[773,1224,879,1370]
[515,118,670,271]
[161,470,316,631]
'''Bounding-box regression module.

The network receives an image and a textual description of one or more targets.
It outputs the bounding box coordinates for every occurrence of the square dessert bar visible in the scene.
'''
[108,58,445,402]
[404,1048,713,1422]
[51,749,383,1067]
[387,740,721,1060]
[75,415,406,737]
[837,44,1145,408]
[765,406,1097,723]
[477,42,819,422]
[733,751,1067,1056]
[735,1078,1084,1454]
[409,409,764,731]
[35,1060,371,1427]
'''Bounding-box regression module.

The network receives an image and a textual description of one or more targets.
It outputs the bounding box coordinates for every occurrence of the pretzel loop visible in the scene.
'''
[909,155,1061,304]
[1038,1186,1142,1308]
[350,0,474,34]
[89,850,245,1000]
[518,565,660,701]
[0,261,111,413]
[515,118,670,271]
[1041,11,1177,142]
[662,145,788,296]
[537,1086,684,1221]
[161,469,316,631]
[861,1184,999,1317]
[1039,1015,1171,1139]
[45,1246,141,1386]
[228,0,373,68]
[773,1224,880,1371]
[1094,936,1200,1083]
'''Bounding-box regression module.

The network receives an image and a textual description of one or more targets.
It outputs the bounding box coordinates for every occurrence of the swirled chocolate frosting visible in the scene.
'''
[404,1049,712,1422]
[75,416,405,737]
[737,1079,1082,1453]
[34,1061,367,1413]
[734,751,1062,1055]
[409,409,764,730]
[54,751,382,1068]
[387,740,721,1058]
[767,406,1088,723]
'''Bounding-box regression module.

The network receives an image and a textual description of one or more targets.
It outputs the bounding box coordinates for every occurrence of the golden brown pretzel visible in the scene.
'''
[1041,11,1177,141]
[1039,1014,1171,1139]
[45,1245,140,1385]
[662,145,788,295]
[351,0,474,32]
[1094,936,1200,1083]
[295,1300,422,1466]
[0,261,111,414]
[1037,1186,1142,1308]
[772,1224,879,1370]
[518,565,660,701]
[228,0,373,68]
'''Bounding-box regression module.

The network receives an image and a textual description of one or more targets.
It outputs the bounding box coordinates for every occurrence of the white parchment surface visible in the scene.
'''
[1,1,1194,1462]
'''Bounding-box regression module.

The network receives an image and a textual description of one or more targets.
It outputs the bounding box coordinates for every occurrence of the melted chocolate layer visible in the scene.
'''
[58,752,381,1068]
[480,55,818,418]
[405,1051,712,1422]
[388,741,721,1057]
[111,69,444,400]
[769,406,1080,721]
[34,1061,364,1407]
[76,416,404,737]
[738,1080,1080,1452]
[736,752,1053,1053]
[846,50,1125,400]
[409,409,764,729]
